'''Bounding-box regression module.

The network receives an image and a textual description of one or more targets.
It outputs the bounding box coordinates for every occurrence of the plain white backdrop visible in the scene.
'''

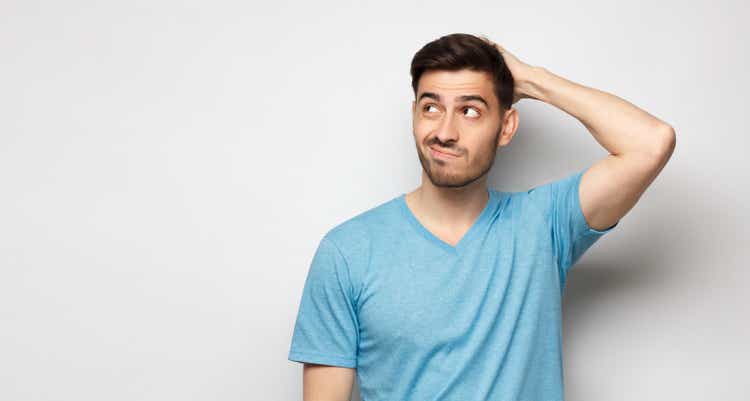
[2,0,748,400]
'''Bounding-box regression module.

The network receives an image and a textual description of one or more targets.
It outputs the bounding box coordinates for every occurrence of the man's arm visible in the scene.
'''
[522,65,675,230]
[303,363,356,401]
[287,234,360,400]
[489,40,676,230]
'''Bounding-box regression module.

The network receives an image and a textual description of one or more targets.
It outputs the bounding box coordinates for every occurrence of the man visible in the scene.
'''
[287,33,675,401]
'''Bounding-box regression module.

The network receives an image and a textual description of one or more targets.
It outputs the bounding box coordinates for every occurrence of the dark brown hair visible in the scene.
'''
[410,33,514,114]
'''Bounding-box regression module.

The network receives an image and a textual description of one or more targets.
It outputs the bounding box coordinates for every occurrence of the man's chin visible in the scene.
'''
[425,172,472,188]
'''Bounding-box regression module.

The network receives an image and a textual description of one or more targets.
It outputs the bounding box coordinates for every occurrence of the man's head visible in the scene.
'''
[409,33,519,188]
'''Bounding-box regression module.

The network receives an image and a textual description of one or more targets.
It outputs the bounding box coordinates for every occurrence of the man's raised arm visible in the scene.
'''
[490,40,676,230]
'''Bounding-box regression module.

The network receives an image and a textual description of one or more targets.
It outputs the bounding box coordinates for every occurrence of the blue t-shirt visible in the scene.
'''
[288,167,618,401]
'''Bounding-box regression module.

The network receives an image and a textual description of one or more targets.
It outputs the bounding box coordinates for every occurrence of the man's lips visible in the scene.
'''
[429,146,460,158]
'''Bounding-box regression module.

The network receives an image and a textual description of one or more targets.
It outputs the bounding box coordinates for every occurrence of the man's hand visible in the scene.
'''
[481,38,540,104]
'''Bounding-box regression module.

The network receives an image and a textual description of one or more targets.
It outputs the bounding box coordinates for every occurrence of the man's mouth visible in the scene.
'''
[429,146,460,159]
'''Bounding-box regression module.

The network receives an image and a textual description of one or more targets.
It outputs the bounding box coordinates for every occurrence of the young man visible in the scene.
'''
[287,33,675,401]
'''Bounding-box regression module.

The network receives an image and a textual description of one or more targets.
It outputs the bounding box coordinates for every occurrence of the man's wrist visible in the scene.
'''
[517,66,550,103]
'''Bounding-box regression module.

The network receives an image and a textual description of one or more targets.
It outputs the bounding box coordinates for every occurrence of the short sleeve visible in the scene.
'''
[287,236,359,368]
[550,167,619,276]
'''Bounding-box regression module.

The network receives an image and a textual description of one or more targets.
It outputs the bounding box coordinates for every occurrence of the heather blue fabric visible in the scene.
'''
[288,167,618,401]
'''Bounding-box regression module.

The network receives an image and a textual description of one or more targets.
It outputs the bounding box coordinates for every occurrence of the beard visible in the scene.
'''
[415,128,501,188]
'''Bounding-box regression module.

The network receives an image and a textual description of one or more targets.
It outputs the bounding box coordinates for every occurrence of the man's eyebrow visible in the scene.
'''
[417,92,490,109]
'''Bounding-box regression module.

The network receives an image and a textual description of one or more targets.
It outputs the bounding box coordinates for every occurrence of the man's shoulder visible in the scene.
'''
[323,193,402,249]
[488,185,550,224]
[516,170,585,217]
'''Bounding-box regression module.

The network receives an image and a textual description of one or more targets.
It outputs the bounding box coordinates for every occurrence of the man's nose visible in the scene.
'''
[435,111,459,143]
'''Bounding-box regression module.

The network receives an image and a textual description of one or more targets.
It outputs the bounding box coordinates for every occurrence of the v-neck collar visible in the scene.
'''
[399,189,497,255]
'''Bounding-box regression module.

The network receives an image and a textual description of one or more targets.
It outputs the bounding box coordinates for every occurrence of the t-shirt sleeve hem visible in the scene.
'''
[573,168,620,237]
[288,349,357,368]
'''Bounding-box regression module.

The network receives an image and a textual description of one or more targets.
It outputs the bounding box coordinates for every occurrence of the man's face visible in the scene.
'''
[412,69,511,188]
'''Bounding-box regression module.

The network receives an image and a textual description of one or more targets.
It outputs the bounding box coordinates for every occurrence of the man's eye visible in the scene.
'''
[464,107,480,118]
[422,105,479,118]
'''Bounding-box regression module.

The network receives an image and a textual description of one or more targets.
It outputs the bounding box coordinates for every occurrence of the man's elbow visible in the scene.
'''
[655,124,676,158]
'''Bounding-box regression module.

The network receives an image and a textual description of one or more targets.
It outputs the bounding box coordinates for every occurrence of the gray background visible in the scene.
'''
[2,0,748,400]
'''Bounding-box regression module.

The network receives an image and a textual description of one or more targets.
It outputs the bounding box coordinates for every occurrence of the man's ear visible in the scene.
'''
[412,100,416,114]
[497,108,519,148]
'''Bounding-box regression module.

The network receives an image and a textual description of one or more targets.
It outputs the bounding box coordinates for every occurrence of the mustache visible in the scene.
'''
[426,140,462,156]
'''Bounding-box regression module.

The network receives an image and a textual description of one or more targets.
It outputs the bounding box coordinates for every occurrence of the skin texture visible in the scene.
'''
[302,363,355,401]
[412,71,509,188]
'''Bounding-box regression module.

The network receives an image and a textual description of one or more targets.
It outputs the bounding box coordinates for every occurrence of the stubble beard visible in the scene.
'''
[415,129,501,189]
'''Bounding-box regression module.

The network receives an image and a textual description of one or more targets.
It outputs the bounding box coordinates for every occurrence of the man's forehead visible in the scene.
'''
[418,70,494,100]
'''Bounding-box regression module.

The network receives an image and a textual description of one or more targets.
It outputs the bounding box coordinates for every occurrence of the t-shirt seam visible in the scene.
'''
[320,235,363,358]
[321,235,361,309]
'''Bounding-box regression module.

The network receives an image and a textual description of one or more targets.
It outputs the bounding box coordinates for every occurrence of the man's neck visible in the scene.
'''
[404,177,490,234]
